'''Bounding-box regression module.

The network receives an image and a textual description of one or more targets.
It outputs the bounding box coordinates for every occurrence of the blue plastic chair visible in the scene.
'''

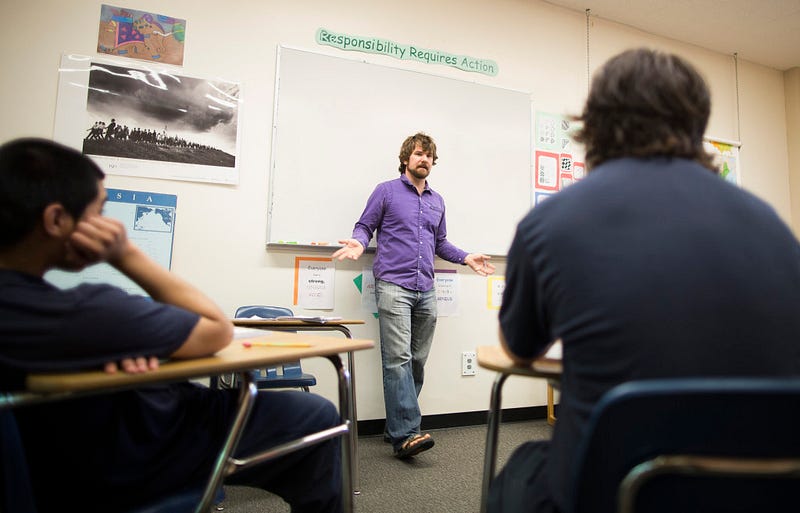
[225,305,317,392]
[570,378,800,513]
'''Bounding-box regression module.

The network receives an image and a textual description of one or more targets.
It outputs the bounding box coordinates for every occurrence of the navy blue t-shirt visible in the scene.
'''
[500,157,800,512]
[0,270,197,385]
[0,270,235,512]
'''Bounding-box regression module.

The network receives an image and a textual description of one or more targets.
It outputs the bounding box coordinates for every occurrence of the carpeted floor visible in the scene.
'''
[219,418,553,512]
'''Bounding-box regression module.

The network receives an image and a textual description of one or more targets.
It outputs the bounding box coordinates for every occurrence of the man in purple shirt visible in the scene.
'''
[334,132,495,458]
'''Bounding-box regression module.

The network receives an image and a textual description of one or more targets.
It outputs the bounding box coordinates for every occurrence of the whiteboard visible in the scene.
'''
[267,46,532,256]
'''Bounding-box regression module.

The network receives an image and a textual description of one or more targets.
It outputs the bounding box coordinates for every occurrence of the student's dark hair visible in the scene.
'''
[398,132,438,173]
[0,138,105,249]
[573,48,716,173]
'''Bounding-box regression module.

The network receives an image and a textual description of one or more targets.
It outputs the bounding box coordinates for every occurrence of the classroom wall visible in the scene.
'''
[1,0,795,420]
[786,68,800,236]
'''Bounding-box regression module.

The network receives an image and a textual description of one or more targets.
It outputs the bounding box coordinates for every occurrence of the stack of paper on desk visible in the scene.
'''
[535,339,562,373]
[274,315,343,323]
[233,326,273,339]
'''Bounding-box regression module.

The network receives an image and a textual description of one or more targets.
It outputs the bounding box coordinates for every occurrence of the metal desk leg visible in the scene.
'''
[228,357,354,513]
[480,373,509,513]
[346,349,360,495]
[260,323,361,496]
[197,371,258,513]
[327,354,354,513]
[328,325,361,495]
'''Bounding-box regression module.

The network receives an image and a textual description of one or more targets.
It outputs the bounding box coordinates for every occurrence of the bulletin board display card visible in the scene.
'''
[267,46,533,256]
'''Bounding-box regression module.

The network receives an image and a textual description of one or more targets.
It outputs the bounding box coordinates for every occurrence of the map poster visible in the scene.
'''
[45,188,177,296]
[97,5,186,66]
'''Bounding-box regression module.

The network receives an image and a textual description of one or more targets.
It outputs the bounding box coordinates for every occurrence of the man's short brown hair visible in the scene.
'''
[398,132,438,173]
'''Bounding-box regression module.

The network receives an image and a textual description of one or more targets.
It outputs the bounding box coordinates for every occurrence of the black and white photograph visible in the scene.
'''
[54,54,241,184]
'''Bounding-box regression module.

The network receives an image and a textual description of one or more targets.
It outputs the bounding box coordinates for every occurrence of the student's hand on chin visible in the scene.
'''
[59,241,95,272]
[69,216,130,265]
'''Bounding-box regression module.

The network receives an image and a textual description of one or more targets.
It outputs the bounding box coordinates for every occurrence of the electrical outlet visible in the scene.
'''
[462,351,477,376]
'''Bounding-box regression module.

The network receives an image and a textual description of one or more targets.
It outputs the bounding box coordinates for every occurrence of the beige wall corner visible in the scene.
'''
[786,67,800,236]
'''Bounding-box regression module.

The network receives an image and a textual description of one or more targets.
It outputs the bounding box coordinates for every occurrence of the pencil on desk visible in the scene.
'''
[242,341,313,348]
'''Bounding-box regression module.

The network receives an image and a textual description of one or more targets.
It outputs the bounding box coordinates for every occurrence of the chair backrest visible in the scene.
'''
[233,306,311,381]
[234,305,293,319]
[571,378,800,513]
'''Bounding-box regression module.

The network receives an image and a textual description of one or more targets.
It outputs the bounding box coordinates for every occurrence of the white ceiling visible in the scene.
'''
[543,0,800,71]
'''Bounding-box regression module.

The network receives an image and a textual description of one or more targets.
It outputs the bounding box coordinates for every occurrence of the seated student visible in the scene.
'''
[0,138,342,513]
[489,48,800,513]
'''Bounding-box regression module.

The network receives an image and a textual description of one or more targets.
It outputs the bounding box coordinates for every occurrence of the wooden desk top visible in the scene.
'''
[26,332,374,394]
[232,318,365,327]
[477,345,562,379]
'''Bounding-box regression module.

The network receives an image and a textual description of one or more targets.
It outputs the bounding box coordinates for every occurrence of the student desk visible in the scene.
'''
[477,344,562,513]
[5,332,374,513]
[230,318,366,492]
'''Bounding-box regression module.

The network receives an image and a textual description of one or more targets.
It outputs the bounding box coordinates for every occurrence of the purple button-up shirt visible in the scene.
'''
[351,175,468,292]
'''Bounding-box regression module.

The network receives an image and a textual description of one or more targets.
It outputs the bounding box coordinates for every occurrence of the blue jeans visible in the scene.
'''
[375,279,437,449]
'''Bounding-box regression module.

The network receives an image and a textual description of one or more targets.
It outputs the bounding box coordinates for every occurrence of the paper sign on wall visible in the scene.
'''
[532,111,586,204]
[488,276,506,310]
[294,257,335,310]
[435,269,459,317]
[360,267,377,314]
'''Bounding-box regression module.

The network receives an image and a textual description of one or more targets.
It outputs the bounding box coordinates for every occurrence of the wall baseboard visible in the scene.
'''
[356,405,551,437]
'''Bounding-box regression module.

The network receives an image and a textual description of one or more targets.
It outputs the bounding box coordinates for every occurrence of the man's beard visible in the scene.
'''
[408,165,429,180]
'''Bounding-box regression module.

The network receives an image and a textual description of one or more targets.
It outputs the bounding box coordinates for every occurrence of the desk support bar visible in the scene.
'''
[230,423,350,470]
[236,321,362,494]
[202,353,355,513]
[480,372,509,513]
[197,371,258,513]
